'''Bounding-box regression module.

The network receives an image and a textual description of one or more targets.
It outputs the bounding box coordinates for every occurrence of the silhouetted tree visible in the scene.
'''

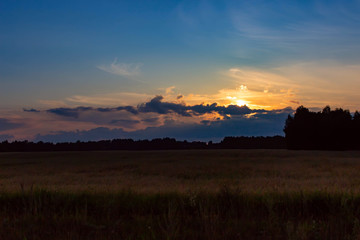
[0,136,286,152]
[284,106,359,150]
[353,111,360,149]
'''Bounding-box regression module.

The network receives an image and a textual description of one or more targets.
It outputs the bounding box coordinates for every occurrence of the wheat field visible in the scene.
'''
[2,150,360,239]
[1,149,360,193]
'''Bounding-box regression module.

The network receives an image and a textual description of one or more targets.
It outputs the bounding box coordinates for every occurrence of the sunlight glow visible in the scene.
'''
[225,96,249,107]
[235,99,248,106]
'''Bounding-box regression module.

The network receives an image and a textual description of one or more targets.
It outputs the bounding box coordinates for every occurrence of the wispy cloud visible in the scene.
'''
[0,118,24,131]
[66,92,152,106]
[97,58,142,77]
[224,0,360,61]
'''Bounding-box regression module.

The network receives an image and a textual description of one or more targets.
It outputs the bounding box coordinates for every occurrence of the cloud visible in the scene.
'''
[46,107,93,118]
[23,108,40,113]
[98,106,138,115]
[136,95,262,117]
[137,95,192,116]
[34,108,291,143]
[66,92,152,106]
[27,95,278,120]
[21,95,295,142]
[189,103,253,116]
[109,119,141,127]
[142,117,160,123]
[33,106,139,118]
[228,1,360,55]
[34,127,128,143]
[97,58,142,77]
[289,100,300,104]
[224,61,360,111]
[0,118,24,131]
[165,86,175,95]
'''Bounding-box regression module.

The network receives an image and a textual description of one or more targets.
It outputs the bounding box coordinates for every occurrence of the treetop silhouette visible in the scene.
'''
[284,105,359,150]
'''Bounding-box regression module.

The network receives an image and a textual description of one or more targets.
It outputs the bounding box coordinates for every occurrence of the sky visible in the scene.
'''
[1,0,360,142]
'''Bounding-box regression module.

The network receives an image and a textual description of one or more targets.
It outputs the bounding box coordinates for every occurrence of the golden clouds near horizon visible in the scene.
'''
[225,86,250,107]
[224,62,360,111]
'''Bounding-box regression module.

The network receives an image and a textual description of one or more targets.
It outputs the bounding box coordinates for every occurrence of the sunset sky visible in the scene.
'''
[1,0,360,142]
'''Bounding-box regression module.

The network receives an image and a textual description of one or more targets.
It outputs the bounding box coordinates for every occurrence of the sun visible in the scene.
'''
[235,99,248,106]
[226,96,249,107]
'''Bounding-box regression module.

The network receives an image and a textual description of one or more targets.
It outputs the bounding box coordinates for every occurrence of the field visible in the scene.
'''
[1,149,360,239]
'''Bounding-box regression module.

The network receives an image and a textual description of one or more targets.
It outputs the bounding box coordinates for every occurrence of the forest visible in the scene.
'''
[284,106,360,150]
[0,136,285,152]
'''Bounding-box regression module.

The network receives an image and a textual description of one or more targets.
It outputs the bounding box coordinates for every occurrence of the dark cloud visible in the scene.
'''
[109,119,140,127]
[43,106,138,118]
[34,109,291,143]
[137,96,256,117]
[0,118,23,131]
[137,95,192,116]
[98,106,138,115]
[34,127,128,143]
[23,108,40,113]
[200,120,211,125]
[118,106,138,115]
[177,95,183,100]
[26,95,272,119]
[24,96,294,142]
[289,100,300,104]
[46,107,93,118]
[142,117,159,123]
[189,103,254,116]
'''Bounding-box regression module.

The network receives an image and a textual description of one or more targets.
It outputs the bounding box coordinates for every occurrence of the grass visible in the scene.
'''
[2,189,360,239]
[1,149,360,239]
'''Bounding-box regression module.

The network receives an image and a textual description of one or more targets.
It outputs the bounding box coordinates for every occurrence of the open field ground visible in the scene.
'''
[1,149,360,193]
[2,150,360,239]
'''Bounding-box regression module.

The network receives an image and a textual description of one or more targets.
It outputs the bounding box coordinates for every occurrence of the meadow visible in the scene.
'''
[1,149,360,239]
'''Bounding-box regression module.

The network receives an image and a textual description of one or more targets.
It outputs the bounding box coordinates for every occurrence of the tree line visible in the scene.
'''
[0,136,285,152]
[284,106,360,150]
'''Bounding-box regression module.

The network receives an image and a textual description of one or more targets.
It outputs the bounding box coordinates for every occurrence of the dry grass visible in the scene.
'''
[1,149,360,193]
[2,150,360,239]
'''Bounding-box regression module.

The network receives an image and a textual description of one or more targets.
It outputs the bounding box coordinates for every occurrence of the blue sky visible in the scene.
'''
[1,0,360,141]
